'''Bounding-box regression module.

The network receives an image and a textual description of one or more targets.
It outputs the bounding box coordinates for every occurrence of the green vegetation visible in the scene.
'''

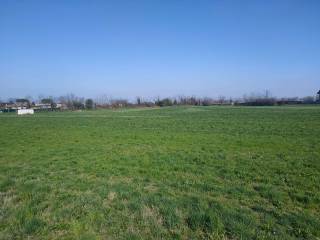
[0,106,319,239]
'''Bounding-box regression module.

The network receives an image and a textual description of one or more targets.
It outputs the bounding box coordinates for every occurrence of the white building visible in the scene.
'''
[17,109,34,115]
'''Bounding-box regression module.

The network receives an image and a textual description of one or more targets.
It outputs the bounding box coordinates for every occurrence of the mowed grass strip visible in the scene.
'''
[0,106,319,239]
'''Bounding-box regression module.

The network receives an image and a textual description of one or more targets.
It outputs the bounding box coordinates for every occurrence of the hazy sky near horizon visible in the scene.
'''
[0,0,319,100]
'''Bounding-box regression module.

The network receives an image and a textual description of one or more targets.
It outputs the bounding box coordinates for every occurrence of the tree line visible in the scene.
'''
[1,90,319,111]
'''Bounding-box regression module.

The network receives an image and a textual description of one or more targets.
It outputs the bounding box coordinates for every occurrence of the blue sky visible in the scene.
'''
[0,0,319,100]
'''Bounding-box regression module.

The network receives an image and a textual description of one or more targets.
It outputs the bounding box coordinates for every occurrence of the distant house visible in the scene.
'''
[56,103,62,108]
[0,100,70,113]
[55,103,68,110]
[34,103,52,110]
[0,102,18,112]
[15,99,30,109]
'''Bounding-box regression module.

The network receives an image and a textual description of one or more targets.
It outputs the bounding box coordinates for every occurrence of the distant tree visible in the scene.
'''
[202,97,213,106]
[301,96,315,104]
[264,90,271,99]
[95,94,111,107]
[85,99,94,109]
[218,96,226,104]
[72,100,84,109]
[239,91,277,106]
[41,98,53,104]
[136,96,142,105]
[58,94,84,110]
[16,98,31,108]
[41,98,56,108]
[164,98,173,106]
[8,98,15,104]
[173,98,178,105]
[25,95,33,103]
[16,98,29,103]
[38,94,45,103]
[110,99,129,108]
[155,98,173,107]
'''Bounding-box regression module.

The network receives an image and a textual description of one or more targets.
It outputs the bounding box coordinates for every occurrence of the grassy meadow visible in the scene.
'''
[0,106,319,239]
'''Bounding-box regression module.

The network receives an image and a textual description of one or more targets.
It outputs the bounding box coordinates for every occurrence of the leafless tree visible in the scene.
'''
[136,96,142,105]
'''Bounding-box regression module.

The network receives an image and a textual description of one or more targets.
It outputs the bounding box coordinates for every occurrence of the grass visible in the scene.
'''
[0,106,319,239]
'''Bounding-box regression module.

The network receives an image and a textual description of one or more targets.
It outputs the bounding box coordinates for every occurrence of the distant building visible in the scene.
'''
[55,103,68,110]
[0,100,69,112]
[34,103,52,109]
[0,102,18,112]
[317,90,320,102]
[15,99,30,109]
[56,103,62,108]
[18,109,34,115]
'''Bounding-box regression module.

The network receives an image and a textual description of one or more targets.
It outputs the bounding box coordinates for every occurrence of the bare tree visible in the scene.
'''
[95,94,111,107]
[58,94,84,110]
[136,96,142,105]
[218,96,226,104]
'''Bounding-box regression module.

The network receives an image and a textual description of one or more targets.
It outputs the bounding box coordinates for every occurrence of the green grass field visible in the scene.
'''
[0,106,319,239]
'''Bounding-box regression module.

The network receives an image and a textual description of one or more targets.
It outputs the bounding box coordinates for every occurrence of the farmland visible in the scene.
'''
[0,106,319,239]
